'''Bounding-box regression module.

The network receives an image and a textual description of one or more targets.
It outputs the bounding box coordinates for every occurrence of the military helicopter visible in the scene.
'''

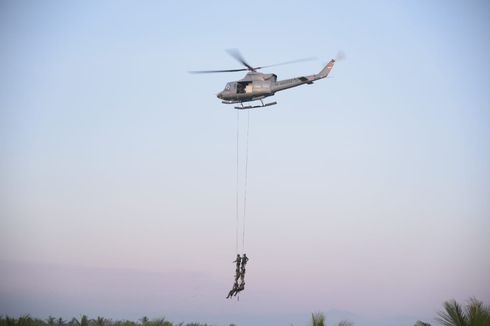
[190,49,336,109]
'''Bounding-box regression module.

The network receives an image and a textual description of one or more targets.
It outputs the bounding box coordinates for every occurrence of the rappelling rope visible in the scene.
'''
[242,111,250,253]
[235,110,240,255]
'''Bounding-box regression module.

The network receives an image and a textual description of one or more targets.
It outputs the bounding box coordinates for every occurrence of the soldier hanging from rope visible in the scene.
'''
[234,253,248,296]
[226,280,239,299]
[241,253,249,274]
[233,254,241,281]
[226,254,242,299]
[226,253,249,299]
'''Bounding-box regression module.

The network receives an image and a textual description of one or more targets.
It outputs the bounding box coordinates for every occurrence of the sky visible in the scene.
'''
[1,1,489,326]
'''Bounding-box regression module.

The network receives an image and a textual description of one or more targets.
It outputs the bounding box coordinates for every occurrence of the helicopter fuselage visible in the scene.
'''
[217,59,335,104]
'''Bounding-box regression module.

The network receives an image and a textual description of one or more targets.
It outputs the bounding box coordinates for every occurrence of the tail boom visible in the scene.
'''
[271,58,336,93]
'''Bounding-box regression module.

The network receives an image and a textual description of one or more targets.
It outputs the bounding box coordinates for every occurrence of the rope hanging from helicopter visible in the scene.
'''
[235,110,251,255]
[242,110,250,253]
[235,111,240,255]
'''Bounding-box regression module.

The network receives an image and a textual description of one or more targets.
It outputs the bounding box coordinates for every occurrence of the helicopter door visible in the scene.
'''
[237,81,252,94]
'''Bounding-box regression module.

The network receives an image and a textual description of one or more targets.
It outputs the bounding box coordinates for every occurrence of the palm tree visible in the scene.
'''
[70,315,88,326]
[337,321,353,326]
[145,319,172,326]
[311,313,325,326]
[311,313,352,326]
[80,316,89,326]
[17,316,33,326]
[92,317,108,326]
[437,298,490,326]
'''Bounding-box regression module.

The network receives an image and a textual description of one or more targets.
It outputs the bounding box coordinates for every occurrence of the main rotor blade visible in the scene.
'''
[226,49,255,71]
[189,52,317,74]
[255,57,317,70]
[188,68,249,74]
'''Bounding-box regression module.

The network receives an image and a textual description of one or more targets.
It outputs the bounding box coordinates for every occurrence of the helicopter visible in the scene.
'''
[190,49,336,109]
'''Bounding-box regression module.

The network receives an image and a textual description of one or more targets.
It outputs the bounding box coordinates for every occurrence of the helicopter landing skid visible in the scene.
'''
[234,100,277,110]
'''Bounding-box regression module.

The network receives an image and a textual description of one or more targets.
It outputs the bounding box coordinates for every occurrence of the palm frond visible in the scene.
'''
[465,297,490,326]
[436,299,467,326]
[311,313,325,326]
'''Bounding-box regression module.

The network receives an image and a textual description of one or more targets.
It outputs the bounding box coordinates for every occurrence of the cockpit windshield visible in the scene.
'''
[225,83,232,91]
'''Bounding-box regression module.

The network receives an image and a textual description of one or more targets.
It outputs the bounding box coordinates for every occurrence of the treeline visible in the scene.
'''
[0,316,215,326]
[2,297,489,326]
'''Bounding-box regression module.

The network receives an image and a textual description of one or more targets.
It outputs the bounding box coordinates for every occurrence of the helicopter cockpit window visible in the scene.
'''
[225,83,231,90]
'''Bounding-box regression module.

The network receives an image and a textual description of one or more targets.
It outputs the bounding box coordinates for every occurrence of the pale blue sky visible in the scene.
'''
[1,1,489,326]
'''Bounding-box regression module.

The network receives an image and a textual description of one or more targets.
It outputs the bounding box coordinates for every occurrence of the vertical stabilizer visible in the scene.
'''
[318,59,335,78]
